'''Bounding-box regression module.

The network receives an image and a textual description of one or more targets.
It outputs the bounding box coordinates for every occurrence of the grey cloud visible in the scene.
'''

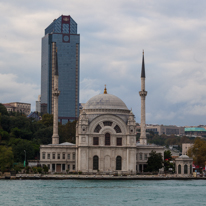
[0,0,206,126]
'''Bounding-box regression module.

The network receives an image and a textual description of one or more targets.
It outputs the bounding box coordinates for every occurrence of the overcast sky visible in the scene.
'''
[1,0,206,126]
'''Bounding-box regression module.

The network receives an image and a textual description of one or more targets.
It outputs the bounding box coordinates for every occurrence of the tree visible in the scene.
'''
[0,129,9,142]
[0,103,9,116]
[59,121,76,143]
[11,127,33,140]
[145,150,163,172]
[0,115,11,132]
[12,140,35,163]
[164,150,174,172]
[33,127,53,144]
[164,150,172,161]
[0,146,14,172]
[41,114,53,127]
[188,138,206,168]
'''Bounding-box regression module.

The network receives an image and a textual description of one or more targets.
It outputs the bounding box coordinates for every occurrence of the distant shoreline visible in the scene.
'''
[1,174,206,180]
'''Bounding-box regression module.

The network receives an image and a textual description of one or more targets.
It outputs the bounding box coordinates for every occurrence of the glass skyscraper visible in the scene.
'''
[41,15,80,123]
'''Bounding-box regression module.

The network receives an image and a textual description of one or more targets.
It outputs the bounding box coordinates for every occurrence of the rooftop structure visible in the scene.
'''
[146,125,185,136]
[3,102,31,116]
[185,127,206,137]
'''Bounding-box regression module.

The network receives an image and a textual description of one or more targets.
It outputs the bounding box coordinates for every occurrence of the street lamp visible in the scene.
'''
[24,150,26,167]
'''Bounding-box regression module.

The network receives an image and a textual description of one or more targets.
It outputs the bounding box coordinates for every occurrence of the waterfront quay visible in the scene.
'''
[1,174,206,180]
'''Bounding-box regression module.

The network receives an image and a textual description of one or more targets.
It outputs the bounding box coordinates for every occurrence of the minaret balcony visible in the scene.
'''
[53,90,60,96]
[139,91,147,96]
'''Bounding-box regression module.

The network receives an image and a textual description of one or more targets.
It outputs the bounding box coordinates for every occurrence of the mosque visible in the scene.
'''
[40,48,164,174]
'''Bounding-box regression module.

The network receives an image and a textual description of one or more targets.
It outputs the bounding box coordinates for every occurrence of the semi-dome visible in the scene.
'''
[179,155,190,159]
[84,93,129,110]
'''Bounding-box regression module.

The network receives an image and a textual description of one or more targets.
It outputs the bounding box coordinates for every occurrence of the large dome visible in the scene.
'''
[84,93,129,110]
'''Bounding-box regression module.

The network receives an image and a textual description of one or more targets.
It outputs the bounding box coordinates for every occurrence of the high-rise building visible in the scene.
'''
[36,95,41,113]
[41,15,80,123]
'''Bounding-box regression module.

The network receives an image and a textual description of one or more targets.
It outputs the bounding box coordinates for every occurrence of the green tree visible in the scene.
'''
[0,146,14,172]
[10,116,33,131]
[59,121,76,143]
[31,121,46,133]
[0,103,9,116]
[164,150,172,161]
[188,138,206,168]
[0,115,11,132]
[11,127,33,140]
[41,114,53,127]
[43,165,49,173]
[33,126,53,144]
[164,150,174,172]
[12,140,35,163]
[145,150,163,172]
[0,129,9,142]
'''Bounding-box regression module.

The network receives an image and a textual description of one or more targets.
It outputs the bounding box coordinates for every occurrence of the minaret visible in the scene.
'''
[139,50,147,145]
[52,42,60,144]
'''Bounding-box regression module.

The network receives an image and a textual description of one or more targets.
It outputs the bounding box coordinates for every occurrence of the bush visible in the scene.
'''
[25,166,30,174]
[13,163,24,173]
[43,165,49,173]
[32,167,38,174]
[37,167,42,174]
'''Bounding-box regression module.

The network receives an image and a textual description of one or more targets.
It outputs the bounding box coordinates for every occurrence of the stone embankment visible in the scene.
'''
[0,174,206,180]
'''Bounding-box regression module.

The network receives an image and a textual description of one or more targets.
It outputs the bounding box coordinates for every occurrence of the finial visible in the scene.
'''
[143,49,144,55]
[104,84,107,94]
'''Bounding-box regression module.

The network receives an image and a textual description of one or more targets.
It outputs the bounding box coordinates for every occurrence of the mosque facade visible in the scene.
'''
[40,52,164,174]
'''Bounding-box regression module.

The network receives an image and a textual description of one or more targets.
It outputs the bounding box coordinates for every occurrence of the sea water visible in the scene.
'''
[0,180,206,206]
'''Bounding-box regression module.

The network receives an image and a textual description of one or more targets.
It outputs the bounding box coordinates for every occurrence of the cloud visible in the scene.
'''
[0,0,206,125]
[0,73,40,110]
[80,78,101,103]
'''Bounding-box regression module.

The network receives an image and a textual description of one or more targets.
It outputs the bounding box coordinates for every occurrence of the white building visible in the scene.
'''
[175,155,193,176]
[40,52,164,174]
[40,90,164,174]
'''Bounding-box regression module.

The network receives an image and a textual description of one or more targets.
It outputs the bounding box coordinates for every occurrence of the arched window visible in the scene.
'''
[116,156,122,170]
[93,156,99,170]
[94,124,102,133]
[178,165,181,174]
[190,165,192,174]
[105,133,110,145]
[114,125,121,133]
[184,165,188,174]
[103,121,112,126]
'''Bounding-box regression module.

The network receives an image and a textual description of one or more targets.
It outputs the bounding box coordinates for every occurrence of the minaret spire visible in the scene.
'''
[141,50,145,78]
[52,42,60,144]
[139,50,147,145]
